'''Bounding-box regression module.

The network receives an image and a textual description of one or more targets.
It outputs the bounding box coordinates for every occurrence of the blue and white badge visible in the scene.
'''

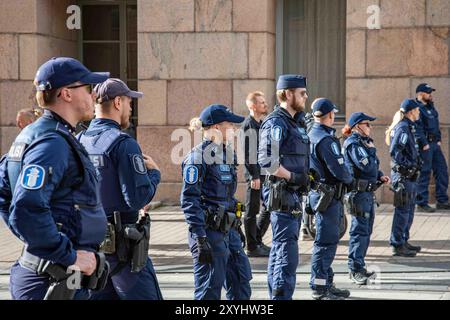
[184,165,199,184]
[132,154,147,174]
[220,174,232,182]
[331,142,341,156]
[219,164,230,172]
[271,126,282,142]
[21,165,45,190]
[358,147,368,158]
[400,133,408,145]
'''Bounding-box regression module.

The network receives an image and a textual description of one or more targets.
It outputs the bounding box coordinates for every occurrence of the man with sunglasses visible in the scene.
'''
[78,78,162,300]
[0,57,110,299]
[414,83,450,212]
[258,74,311,300]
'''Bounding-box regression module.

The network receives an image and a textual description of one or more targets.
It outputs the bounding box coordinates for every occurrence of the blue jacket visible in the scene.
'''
[343,132,383,183]
[415,99,441,148]
[78,118,161,224]
[390,118,420,171]
[258,107,310,175]
[0,110,107,267]
[181,140,238,239]
[308,123,353,185]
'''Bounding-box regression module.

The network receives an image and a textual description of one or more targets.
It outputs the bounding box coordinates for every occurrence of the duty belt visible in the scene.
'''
[205,207,241,233]
[351,179,383,193]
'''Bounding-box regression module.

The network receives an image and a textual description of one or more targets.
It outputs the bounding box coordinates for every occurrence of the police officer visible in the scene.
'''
[181,104,252,300]
[258,75,310,300]
[342,112,390,285]
[78,78,163,300]
[386,99,422,257]
[414,83,450,212]
[0,57,109,300]
[308,98,353,300]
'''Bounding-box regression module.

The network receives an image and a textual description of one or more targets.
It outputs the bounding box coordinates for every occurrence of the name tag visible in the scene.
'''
[220,174,232,181]
[8,142,27,161]
[219,164,230,172]
[89,155,105,168]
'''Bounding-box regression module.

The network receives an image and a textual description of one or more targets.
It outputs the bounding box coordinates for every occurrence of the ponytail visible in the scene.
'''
[189,117,203,132]
[342,124,352,138]
[385,111,404,146]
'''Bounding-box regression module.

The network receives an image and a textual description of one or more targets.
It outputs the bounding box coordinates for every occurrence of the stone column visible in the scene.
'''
[137,0,276,203]
[0,0,78,153]
[346,0,450,202]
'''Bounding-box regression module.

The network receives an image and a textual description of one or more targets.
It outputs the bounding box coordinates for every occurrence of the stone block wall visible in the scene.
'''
[346,0,450,203]
[0,0,78,153]
[137,0,277,203]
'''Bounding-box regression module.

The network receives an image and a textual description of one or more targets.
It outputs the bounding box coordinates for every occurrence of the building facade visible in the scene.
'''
[0,0,449,203]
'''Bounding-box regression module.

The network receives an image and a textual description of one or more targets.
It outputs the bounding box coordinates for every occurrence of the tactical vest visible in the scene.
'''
[78,128,130,218]
[342,134,380,182]
[7,116,107,250]
[309,125,339,184]
[262,108,310,175]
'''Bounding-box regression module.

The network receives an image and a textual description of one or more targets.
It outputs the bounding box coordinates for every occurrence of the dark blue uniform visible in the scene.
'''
[390,118,420,247]
[0,110,107,300]
[415,100,449,206]
[78,118,162,300]
[308,123,352,291]
[343,133,383,273]
[181,140,252,300]
[258,107,310,300]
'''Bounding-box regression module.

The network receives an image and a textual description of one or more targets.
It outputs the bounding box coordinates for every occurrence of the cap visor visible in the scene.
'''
[127,90,143,99]
[80,72,110,84]
[227,114,245,124]
[365,115,377,122]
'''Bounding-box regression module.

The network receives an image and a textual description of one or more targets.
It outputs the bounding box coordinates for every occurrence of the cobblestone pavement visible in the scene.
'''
[1,205,449,300]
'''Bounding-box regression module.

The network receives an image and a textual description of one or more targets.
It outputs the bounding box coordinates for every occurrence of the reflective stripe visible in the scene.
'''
[314,278,327,286]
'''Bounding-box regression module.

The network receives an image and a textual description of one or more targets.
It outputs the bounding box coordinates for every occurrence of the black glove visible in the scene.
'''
[196,237,213,264]
[288,172,310,187]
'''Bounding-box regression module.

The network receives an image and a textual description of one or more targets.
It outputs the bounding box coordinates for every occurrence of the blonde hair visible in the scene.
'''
[385,111,405,146]
[276,89,291,103]
[33,80,58,107]
[189,117,204,132]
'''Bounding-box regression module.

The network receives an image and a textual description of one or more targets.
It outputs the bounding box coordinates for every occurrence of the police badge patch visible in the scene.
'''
[271,126,282,142]
[21,165,45,190]
[132,154,147,174]
[331,142,341,156]
[184,165,199,184]
[400,133,408,145]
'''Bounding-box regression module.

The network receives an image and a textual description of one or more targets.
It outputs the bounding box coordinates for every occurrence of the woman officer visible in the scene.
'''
[181,104,252,300]
[342,112,390,285]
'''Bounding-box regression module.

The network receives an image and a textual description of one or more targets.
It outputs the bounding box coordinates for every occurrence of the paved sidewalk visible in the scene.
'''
[1,205,449,300]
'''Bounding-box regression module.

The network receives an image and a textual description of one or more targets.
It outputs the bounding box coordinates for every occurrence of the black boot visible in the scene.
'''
[312,289,344,300]
[405,241,422,253]
[349,271,369,285]
[416,204,436,213]
[329,284,351,298]
[436,202,450,210]
[392,244,417,257]
[246,245,270,257]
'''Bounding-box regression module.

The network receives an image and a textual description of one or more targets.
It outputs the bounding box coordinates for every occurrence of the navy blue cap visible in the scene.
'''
[311,98,339,117]
[416,83,436,94]
[95,78,143,103]
[348,112,377,128]
[400,99,420,113]
[34,57,110,91]
[276,74,307,90]
[199,104,245,127]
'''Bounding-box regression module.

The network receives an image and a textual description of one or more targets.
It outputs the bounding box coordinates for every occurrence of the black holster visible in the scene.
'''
[205,206,237,233]
[43,252,110,300]
[313,183,335,212]
[343,191,368,217]
[126,213,151,273]
[266,178,288,212]
[390,181,410,208]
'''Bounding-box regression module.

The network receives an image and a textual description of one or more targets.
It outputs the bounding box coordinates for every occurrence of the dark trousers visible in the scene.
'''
[244,181,271,251]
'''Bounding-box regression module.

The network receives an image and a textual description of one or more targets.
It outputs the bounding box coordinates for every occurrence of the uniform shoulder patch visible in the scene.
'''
[8,142,27,161]
[357,146,369,158]
[400,133,408,145]
[271,126,283,142]
[331,142,341,156]
[131,154,147,174]
[184,165,199,184]
[21,165,46,190]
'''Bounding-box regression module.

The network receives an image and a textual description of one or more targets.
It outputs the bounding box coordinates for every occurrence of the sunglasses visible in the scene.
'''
[57,83,93,97]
